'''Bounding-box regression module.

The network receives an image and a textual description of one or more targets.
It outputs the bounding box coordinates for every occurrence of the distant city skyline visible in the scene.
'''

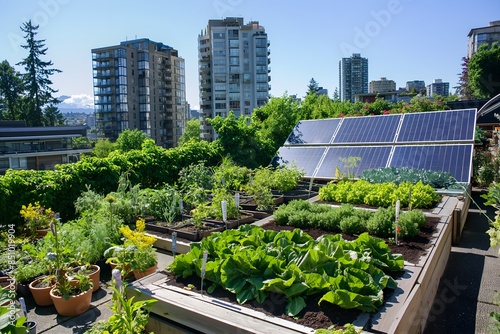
[1,0,499,110]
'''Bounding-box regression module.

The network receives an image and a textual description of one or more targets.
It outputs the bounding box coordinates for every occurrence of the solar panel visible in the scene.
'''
[396,109,476,143]
[274,109,476,183]
[271,146,326,177]
[285,119,341,145]
[315,146,392,179]
[333,114,401,143]
[389,144,473,182]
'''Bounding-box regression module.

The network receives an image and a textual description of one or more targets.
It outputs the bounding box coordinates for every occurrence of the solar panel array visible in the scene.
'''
[274,109,476,183]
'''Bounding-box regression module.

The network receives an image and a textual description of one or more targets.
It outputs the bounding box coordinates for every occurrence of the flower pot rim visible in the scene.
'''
[49,285,93,298]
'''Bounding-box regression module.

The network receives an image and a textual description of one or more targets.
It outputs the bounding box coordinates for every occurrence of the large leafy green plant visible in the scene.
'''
[168,225,403,316]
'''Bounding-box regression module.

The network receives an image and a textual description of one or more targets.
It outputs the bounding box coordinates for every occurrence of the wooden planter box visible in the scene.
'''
[170,222,225,241]
[139,194,467,333]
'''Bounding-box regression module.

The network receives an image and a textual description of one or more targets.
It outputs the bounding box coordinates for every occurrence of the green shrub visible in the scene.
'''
[366,208,396,238]
[339,215,366,235]
[397,210,424,238]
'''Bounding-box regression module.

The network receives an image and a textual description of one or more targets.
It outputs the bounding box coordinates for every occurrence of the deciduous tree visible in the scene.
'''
[468,43,500,98]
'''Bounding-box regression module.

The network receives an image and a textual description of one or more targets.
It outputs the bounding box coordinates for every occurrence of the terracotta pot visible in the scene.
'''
[29,277,55,306]
[50,286,92,317]
[133,264,158,280]
[66,265,101,292]
[0,276,17,292]
[36,229,49,238]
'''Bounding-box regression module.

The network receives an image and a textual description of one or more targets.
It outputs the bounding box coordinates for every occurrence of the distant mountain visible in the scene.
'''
[57,94,94,113]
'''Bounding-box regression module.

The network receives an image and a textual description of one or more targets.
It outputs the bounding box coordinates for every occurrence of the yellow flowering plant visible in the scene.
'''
[105,218,158,275]
[20,202,57,236]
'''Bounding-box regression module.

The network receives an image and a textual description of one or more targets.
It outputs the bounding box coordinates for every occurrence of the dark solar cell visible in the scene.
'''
[333,114,401,143]
[390,145,473,182]
[271,146,326,177]
[285,119,341,145]
[396,109,476,143]
[315,146,392,179]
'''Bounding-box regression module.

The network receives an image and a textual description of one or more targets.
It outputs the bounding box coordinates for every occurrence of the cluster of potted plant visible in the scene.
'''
[105,218,158,280]
[28,221,95,316]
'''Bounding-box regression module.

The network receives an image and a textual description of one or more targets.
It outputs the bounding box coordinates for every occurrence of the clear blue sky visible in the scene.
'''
[1,0,499,109]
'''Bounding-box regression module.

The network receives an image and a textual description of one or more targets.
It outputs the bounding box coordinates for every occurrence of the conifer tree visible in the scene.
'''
[17,20,61,126]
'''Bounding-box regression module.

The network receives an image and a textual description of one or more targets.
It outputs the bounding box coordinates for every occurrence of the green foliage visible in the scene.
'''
[468,42,500,98]
[482,184,500,255]
[274,200,426,239]
[213,156,251,191]
[366,208,396,238]
[473,148,500,187]
[168,225,403,315]
[361,167,456,188]
[319,180,441,209]
[397,210,426,239]
[178,118,201,145]
[0,60,24,121]
[85,272,156,334]
[115,129,150,152]
[315,323,360,334]
[210,111,270,168]
[0,287,27,334]
[92,138,116,158]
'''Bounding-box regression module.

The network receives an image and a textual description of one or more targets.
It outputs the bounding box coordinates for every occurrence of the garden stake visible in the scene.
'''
[19,297,27,317]
[171,231,177,258]
[179,199,184,221]
[200,250,208,296]
[235,192,240,222]
[395,200,400,245]
[222,200,227,229]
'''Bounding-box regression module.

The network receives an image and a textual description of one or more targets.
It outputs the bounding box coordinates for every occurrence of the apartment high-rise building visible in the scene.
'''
[91,38,186,148]
[198,17,271,141]
[426,79,450,97]
[369,77,396,93]
[468,20,500,58]
[406,80,426,93]
[339,53,368,102]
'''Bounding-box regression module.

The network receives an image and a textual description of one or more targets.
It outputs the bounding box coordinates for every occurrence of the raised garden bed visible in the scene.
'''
[138,194,467,333]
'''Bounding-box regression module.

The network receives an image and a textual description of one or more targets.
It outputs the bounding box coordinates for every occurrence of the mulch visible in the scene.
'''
[162,215,440,330]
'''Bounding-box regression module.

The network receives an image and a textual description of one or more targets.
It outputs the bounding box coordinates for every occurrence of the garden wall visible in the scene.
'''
[136,194,467,333]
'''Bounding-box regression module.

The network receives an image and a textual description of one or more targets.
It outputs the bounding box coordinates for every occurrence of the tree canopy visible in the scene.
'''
[468,43,500,99]
[115,129,149,152]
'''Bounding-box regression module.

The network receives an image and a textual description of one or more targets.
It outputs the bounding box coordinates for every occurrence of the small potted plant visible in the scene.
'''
[48,221,93,317]
[105,218,158,280]
[20,202,57,237]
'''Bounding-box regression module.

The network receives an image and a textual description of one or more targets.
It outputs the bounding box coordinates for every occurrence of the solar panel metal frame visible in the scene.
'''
[275,108,477,183]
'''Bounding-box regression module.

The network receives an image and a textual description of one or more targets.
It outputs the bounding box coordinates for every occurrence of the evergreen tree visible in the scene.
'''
[307,78,319,94]
[43,104,65,126]
[17,20,61,126]
[332,87,340,101]
[455,56,474,100]
[0,60,24,120]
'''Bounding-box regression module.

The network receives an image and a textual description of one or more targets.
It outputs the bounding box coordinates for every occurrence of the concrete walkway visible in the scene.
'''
[423,189,500,334]
[25,249,174,333]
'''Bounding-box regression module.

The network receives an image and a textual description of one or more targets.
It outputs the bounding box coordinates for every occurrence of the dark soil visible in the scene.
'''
[162,215,440,330]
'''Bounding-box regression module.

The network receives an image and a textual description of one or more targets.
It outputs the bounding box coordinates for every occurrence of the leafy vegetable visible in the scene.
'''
[168,225,404,316]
